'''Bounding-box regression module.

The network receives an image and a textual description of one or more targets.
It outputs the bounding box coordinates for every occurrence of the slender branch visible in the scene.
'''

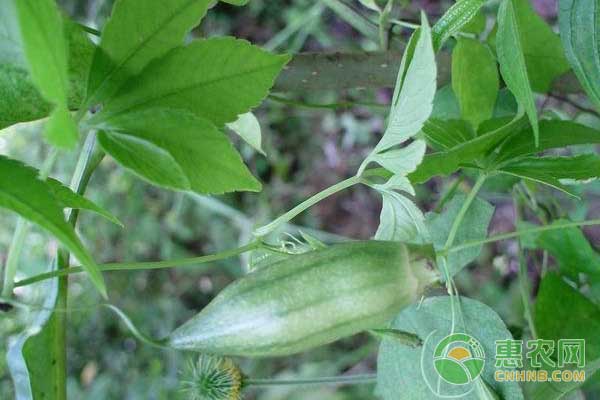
[264,2,325,51]
[443,219,600,255]
[549,93,599,116]
[73,24,582,95]
[389,18,420,29]
[253,175,364,237]
[245,374,376,387]
[268,94,386,110]
[54,133,102,400]
[434,176,464,213]
[14,241,261,287]
[77,23,101,36]
[513,193,538,339]
[443,173,487,251]
[273,51,580,94]
[275,49,451,92]
[321,0,380,41]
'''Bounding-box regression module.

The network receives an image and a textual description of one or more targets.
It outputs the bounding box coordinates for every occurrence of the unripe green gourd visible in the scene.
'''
[167,240,439,357]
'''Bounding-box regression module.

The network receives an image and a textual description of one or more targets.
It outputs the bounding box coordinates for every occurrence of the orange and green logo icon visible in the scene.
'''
[433,333,486,385]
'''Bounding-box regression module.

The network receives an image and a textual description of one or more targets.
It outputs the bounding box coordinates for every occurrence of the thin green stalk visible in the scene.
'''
[245,374,376,387]
[389,18,420,30]
[77,23,101,36]
[321,0,379,41]
[15,241,261,288]
[443,173,487,251]
[514,192,538,339]
[1,150,58,297]
[264,3,324,51]
[434,176,464,213]
[54,133,103,400]
[443,219,600,255]
[253,175,364,237]
[378,1,393,50]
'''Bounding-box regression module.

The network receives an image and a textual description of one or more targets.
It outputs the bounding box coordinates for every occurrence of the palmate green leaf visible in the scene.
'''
[432,0,486,51]
[0,155,106,297]
[46,178,122,226]
[452,38,499,128]
[559,0,600,111]
[535,274,600,385]
[226,112,265,155]
[0,19,95,130]
[493,120,600,163]
[498,155,600,196]
[92,108,261,194]
[512,0,570,93]
[376,296,523,400]
[13,0,77,148]
[91,37,290,128]
[497,0,539,145]
[85,0,212,106]
[409,116,527,184]
[426,194,494,277]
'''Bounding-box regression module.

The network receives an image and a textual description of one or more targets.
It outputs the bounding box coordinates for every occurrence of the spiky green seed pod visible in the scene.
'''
[180,355,243,400]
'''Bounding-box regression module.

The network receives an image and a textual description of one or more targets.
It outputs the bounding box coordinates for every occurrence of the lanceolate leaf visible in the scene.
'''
[452,37,499,128]
[98,131,191,191]
[512,0,570,93]
[371,13,436,155]
[493,120,600,163]
[92,37,290,127]
[535,274,600,372]
[432,0,486,51]
[13,0,77,148]
[497,0,539,145]
[409,117,527,184]
[498,154,600,196]
[421,118,475,151]
[93,108,261,194]
[522,219,600,279]
[0,156,106,296]
[501,154,600,181]
[46,178,123,226]
[86,0,212,106]
[559,0,600,111]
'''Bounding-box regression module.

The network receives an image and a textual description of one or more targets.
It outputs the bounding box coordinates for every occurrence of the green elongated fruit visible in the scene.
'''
[167,240,439,357]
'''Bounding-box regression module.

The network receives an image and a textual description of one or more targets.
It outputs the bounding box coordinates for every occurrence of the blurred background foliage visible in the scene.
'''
[1,0,599,399]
